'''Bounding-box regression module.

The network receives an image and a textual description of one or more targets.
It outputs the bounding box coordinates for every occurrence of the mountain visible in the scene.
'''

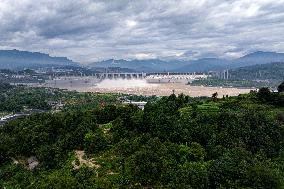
[231,51,284,68]
[3,50,282,72]
[89,58,229,72]
[173,51,284,72]
[88,59,188,72]
[0,49,77,69]
[89,51,284,73]
[173,58,229,72]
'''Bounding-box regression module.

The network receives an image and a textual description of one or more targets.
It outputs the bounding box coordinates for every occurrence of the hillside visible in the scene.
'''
[230,62,284,81]
[0,84,284,188]
[191,62,284,88]
[0,49,77,69]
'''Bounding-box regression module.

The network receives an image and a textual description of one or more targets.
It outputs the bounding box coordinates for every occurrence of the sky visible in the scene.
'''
[0,0,284,63]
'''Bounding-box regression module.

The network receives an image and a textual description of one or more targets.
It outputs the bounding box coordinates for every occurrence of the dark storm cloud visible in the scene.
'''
[0,0,284,62]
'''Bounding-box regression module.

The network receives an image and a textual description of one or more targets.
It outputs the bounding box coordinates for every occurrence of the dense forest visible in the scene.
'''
[230,62,284,81]
[0,83,119,113]
[191,78,270,88]
[192,62,284,88]
[0,83,284,188]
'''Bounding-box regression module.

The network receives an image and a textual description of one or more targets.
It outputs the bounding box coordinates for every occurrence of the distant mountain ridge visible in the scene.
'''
[88,59,188,72]
[230,51,284,68]
[89,51,284,72]
[0,49,77,69]
[1,49,284,72]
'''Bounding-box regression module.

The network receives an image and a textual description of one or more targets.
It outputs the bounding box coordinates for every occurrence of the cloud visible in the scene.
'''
[0,0,284,63]
[134,53,157,60]
[126,20,138,28]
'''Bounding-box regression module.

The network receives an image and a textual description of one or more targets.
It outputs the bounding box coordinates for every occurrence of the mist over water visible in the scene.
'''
[95,79,157,88]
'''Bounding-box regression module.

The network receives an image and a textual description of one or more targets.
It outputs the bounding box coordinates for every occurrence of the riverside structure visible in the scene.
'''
[45,72,210,86]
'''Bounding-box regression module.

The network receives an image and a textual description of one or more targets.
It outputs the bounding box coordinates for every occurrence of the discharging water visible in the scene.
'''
[96,79,158,89]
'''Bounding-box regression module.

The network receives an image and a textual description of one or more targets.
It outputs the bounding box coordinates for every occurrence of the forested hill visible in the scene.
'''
[230,62,284,81]
[191,62,284,88]
[1,84,284,188]
[0,49,77,69]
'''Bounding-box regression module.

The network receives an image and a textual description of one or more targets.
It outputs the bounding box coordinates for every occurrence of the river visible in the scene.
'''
[41,79,252,97]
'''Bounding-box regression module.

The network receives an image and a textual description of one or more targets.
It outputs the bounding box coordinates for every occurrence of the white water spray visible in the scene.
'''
[95,79,158,89]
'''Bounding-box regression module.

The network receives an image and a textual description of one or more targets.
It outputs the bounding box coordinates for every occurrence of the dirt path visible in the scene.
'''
[72,150,100,170]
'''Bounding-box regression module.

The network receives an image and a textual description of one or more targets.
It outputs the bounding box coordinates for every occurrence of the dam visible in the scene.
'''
[45,72,209,86]
[40,72,251,98]
[145,72,208,84]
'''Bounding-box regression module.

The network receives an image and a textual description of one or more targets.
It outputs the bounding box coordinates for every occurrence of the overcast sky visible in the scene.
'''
[1,0,284,63]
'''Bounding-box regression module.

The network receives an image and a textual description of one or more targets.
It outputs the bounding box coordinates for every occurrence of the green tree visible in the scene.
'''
[178,142,206,164]
[257,87,271,101]
[212,92,218,101]
[84,130,107,154]
[278,81,284,92]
